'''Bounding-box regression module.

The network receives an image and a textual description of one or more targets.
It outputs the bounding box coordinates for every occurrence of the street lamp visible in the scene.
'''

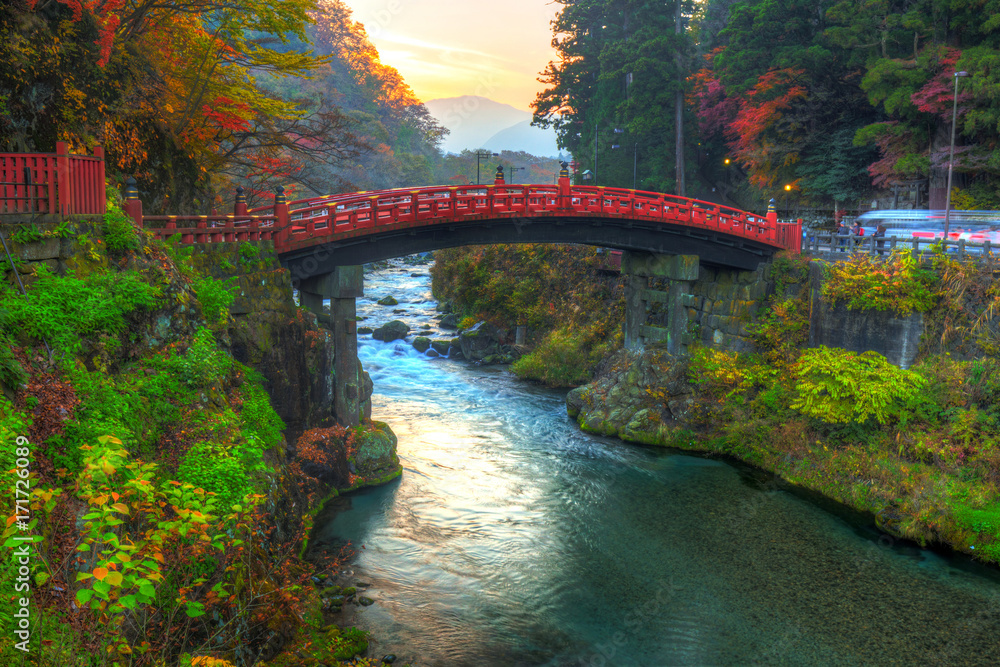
[508,166,524,184]
[784,184,792,218]
[476,150,498,185]
[944,70,969,239]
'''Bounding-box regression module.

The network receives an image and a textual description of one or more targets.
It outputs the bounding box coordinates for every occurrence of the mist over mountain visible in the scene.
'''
[425,96,560,157]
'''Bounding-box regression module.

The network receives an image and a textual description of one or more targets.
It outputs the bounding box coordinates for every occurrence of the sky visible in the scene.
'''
[343,0,561,112]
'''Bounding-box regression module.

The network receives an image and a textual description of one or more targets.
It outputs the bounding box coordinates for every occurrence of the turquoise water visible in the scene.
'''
[311,261,1000,666]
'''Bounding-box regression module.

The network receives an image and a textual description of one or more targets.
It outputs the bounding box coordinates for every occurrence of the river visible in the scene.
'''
[310,259,1000,666]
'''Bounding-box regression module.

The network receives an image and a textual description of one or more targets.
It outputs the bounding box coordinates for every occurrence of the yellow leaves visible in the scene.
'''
[192,657,236,667]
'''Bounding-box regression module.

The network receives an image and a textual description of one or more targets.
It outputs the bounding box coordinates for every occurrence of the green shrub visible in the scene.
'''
[177,441,255,511]
[822,250,938,316]
[239,242,261,265]
[150,328,232,389]
[0,333,26,389]
[102,200,141,254]
[0,267,162,358]
[239,369,285,450]
[192,276,236,324]
[791,346,925,425]
[512,327,606,387]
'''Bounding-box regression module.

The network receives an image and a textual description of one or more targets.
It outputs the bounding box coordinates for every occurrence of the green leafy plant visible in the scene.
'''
[822,250,938,316]
[239,242,261,266]
[10,223,45,244]
[0,332,26,389]
[791,346,925,424]
[511,326,609,387]
[193,277,236,325]
[688,347,778,399]
[149,328,232,389]
[102,200,141,254]
[0,266,162,358]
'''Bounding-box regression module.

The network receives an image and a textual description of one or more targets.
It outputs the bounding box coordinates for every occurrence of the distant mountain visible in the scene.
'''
[424,96,558,157]
[482,120,560,158]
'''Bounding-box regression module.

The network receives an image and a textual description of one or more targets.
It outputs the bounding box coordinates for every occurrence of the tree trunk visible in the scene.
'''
[675,0,685,196]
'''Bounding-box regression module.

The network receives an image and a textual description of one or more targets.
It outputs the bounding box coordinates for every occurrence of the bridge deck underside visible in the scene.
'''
[279,215,778,279]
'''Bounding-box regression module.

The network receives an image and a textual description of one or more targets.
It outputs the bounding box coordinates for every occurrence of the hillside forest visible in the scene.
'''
[532,0,1000,213]
[0,0,561,213]
[6,0,1000,215]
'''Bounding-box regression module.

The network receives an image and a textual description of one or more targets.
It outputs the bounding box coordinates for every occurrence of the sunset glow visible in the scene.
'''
[345,0,559,110]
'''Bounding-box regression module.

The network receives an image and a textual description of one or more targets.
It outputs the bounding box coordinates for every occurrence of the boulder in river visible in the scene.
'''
[439,313,459,330]
[459,321,500,361]
[377,295,399,306]
[430,339,451,355]
[372,320,409,342]
[412,336,431,353]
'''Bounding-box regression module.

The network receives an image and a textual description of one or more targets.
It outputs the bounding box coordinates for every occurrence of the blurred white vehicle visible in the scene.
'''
[856,210,1000,245]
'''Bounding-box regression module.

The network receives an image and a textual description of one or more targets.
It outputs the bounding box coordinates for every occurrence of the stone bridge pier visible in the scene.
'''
[622,251,771,355]
[299,266,367,427]
[622,252,700,354]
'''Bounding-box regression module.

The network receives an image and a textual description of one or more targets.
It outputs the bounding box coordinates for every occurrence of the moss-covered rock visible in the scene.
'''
[412,336,431,353]
[372,320,409,342]
[348,421,402,487]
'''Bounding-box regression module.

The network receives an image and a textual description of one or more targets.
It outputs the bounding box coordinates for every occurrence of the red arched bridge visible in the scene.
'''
[123,172,801,274]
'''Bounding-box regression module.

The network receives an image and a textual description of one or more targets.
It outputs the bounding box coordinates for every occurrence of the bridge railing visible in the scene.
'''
[805,231,995,261]
[142,214,280,243]
[121,178,801,255]
[1,143,105,217]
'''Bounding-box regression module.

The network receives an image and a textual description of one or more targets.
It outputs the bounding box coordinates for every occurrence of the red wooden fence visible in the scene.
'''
[0,142,106,217]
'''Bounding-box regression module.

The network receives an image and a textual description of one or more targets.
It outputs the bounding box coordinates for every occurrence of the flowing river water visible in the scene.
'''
[311,260,1000,666]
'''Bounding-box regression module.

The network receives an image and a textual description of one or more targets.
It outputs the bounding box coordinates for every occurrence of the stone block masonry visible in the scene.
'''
[622,251,772,355]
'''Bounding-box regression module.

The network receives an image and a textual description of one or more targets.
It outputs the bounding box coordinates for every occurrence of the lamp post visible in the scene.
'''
[784,184,792,219]
[509,166,524,184]
[944,70,969,240]
[476,150,498,185]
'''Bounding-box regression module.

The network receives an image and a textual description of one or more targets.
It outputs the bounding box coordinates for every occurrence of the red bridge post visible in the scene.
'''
[558,161,571,210]
[234,186,248,242]
[273,185,290,250]
[123,177,143,228]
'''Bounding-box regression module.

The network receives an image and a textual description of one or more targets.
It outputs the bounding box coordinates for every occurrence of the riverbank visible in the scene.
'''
[0,201,399,664]
[567,344,1000,567]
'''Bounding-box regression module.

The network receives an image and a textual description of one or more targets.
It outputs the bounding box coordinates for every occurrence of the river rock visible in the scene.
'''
[349,421,402,485]
[377,295,399,306]
[459,321,500,361]
[439,313,459,329]
[358,326,374,335]
[412,336,431,353]
[430,339,451,355]
[359,596,375,606]
[372,320,409,342]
